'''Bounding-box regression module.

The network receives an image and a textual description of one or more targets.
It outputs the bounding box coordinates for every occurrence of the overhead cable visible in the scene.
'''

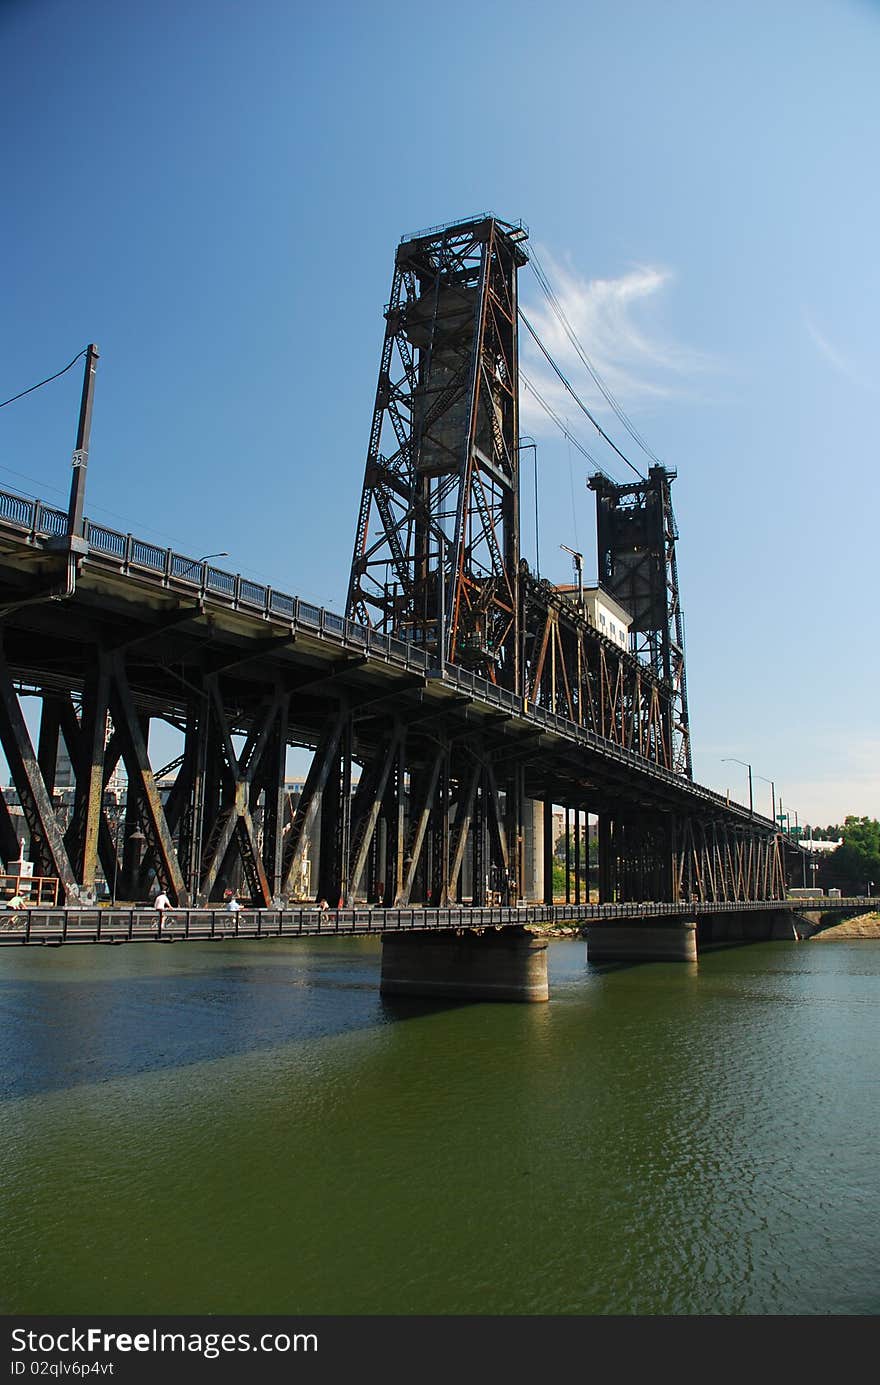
[519,309,645,481]
[0,348,88,410]
[519,368,617,483]
[528,247,664,470]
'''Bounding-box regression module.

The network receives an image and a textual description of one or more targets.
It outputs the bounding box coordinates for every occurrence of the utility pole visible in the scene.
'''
[67,344,99,539]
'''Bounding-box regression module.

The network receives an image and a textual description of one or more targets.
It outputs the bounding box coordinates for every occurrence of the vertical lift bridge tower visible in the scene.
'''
[347,214,529,690]
[588,466,692,779]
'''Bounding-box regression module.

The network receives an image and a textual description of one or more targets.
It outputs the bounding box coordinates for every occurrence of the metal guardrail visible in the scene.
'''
[0,898,873,947]
[400,213,528,244]
[0,485,766,823]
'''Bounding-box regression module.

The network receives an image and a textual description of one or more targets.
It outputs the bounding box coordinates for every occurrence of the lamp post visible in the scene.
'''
[755,774,776,826]
[181,551,228,579]
[722,757,753,815]
[560,544,584,609]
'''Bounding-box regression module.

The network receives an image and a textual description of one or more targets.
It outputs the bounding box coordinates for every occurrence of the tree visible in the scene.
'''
[820,816,880,894]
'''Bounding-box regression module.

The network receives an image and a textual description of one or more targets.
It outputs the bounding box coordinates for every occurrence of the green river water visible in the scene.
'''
[1,936,877,1316]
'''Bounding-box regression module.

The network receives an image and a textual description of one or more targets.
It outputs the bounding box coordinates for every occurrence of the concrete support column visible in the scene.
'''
[697,910,801,946]
[542,796,554,905]
[522,797,543,902]
[380,926,549,1002]
[574,807,581,905]
[586,918,697,963]
[598,814,612,902]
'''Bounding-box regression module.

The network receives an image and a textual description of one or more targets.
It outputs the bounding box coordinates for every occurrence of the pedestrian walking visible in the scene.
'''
[153,890,172,930]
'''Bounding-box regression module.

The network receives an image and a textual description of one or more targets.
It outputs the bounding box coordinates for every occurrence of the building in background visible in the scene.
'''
[554,583,633,651]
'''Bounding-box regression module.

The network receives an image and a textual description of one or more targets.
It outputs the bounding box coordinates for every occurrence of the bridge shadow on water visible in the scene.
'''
[0,935,721,1103]
[0,940,502,1103]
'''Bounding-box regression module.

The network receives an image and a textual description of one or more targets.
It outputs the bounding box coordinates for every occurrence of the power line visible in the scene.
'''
[520,368,618,482]
[519,308,645,480]
[0,348,88,410]
[527,247,665,470]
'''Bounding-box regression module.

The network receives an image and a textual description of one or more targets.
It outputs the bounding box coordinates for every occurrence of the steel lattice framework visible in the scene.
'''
[347,215,528,687]
[0,486,785,910]
[589,466,692,776]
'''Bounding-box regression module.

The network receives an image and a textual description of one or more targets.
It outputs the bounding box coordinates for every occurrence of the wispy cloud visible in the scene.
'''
[802,308,877,395]
[520,250,713,441]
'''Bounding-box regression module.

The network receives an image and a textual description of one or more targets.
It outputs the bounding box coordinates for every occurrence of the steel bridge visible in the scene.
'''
[0,214,838,986]
[0,898,872,949]
[0,478,783,913]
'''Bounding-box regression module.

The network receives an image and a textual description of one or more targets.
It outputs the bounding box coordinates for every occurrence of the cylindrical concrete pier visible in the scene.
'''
[585,919,697,963]
[380,926,549,1002]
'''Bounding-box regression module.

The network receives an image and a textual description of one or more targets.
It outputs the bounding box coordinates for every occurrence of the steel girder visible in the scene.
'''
[595,809,785,904]
[589,466,692,778]
[521,572,674,769]
[346,215,528,688]
[0,640,782,909]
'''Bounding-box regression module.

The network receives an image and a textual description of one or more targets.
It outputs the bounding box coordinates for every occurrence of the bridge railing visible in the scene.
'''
[0,482,766,825]
[0,897,874,949]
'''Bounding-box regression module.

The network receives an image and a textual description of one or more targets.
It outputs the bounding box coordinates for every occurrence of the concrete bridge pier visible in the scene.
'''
[696,910,799,945]
[585,917,698,963]
[380,926,549,1002]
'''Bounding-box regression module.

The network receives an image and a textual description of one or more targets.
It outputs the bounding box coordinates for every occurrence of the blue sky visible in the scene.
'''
[2,0,878,825]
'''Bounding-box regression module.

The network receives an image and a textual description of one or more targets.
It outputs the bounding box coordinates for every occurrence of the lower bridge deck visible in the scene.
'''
[0,898,871,946]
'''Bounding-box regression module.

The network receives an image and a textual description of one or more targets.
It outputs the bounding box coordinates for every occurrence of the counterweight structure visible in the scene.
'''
[589,466,692,777]
[347,215,528,687]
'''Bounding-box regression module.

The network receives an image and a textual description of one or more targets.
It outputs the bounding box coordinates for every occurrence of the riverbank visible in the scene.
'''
[528,921,587,939]
[808,910,880,940]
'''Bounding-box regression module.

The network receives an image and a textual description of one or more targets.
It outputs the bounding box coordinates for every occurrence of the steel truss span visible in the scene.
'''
[0,484,782,911]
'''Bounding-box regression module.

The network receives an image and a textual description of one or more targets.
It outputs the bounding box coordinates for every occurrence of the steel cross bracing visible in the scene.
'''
[0,488,783,911]
[346,215,527,686]
[589,466,693,777]
[345,217,694,781]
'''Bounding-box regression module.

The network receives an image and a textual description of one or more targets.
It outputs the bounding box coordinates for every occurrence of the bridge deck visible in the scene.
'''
[0,899,871,946]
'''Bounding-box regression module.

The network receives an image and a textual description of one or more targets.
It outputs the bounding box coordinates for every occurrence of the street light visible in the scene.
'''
[755,773,776,826]
[180,551,229,579]
[722,757,753,815]
[560,544,584,608]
